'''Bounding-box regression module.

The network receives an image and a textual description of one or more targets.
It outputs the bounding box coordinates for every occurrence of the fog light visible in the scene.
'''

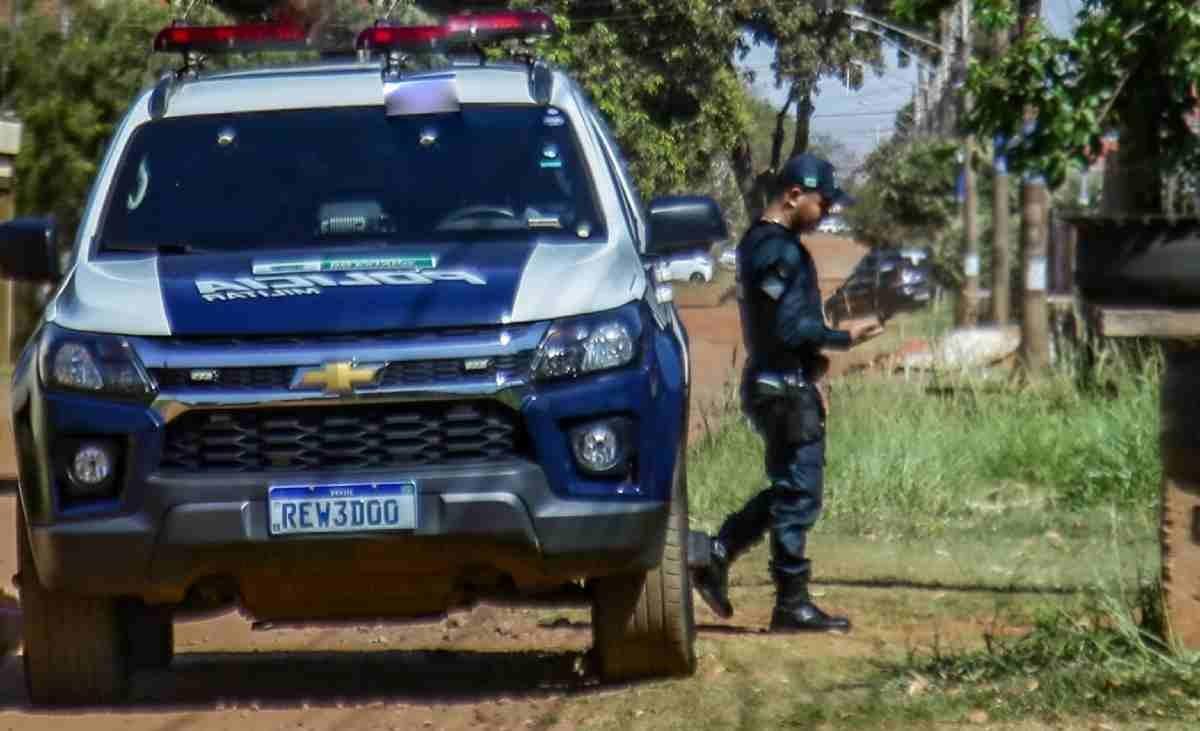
[569,419,632,476]
[67,443,115,496]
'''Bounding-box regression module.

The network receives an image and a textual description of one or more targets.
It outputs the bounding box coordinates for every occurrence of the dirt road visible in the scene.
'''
[0,490,1059,731]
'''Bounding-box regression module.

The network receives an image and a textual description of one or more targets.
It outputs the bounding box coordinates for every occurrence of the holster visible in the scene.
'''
[742,370,825,444]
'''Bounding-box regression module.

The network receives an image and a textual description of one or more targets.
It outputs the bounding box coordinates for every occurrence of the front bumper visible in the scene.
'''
[25,459,668,608]
[12,309,691,614]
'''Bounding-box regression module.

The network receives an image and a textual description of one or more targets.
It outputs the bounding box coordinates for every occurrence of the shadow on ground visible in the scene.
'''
[0,647,605,711]
[0,616,808,711]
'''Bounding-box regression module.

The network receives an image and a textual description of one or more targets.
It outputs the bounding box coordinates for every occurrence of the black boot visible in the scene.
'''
[769,575,850,633]
[692,539,733,619]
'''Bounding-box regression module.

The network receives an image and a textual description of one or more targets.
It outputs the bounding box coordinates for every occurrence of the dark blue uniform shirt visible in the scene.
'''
[736,221,851,377]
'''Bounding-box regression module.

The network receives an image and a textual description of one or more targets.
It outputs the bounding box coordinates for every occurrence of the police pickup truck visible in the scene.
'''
[0,10,728,705]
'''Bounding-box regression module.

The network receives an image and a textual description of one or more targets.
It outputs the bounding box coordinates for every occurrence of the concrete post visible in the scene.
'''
[0,118,22,368]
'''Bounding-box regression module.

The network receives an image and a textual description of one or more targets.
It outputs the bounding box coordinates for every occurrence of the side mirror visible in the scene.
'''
[0,218,61,282]
[645,196,728,257]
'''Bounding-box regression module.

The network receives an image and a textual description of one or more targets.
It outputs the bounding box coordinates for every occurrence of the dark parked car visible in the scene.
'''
[824,247,934,326]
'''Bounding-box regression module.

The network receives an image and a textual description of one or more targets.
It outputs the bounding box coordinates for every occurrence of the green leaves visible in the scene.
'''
[1,3,177,232]
[965,1,1200,192]
[844,136,960,248]
[519,0,748,198]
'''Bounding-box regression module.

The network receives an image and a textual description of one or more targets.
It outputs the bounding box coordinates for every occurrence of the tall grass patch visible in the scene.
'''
[688,350,1162,538]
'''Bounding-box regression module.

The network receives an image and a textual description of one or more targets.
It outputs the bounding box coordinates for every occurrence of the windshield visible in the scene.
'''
[97,105,605,253]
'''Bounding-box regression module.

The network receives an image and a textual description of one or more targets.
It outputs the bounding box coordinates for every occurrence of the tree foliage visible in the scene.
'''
[728,1,888,219]
[966,0,1200,210]
[843,135,958,246]
[0,0,904,236]
[517,0,749,200]
[0,2,176,234]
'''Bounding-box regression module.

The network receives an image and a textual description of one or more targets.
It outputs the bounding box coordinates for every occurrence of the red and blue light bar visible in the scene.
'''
[357,10,558,53]
[153,21,311,53]
[153,10,557,56]
[354,24,449,54]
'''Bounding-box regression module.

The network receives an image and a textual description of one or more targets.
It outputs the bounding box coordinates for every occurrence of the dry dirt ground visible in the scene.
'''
[0,234,1062,730]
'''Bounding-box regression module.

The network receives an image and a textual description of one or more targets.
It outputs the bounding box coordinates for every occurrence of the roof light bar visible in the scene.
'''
[355,24,449,53]
[444,10,558,42]
[355,10,557,53]
[153,22,311,54]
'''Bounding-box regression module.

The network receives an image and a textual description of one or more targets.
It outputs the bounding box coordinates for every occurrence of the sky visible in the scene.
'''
[735,1,1083,159]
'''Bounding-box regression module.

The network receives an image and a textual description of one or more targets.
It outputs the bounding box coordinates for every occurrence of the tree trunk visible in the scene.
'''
[1102,71,1165,216]
[731,139,762,224]
[960,140,980,326]
[938,9,955,135]
[1019,179,1051,371]
[1017,0,1050,374]
[957,0,979,327]
[990,28,1012,325]
[771,88,797,172]
[790,78,816,159]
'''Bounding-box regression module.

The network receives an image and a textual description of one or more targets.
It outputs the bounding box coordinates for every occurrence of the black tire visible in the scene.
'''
[591,447,696,682]
[689,272,705,283]
[124,602,174,670]
[17,508,129,706]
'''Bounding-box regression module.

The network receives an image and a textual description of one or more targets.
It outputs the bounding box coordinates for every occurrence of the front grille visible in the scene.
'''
[153,367,295,390]
[377,353,531,386]
[159,401,525,473]
[151,352,532,391]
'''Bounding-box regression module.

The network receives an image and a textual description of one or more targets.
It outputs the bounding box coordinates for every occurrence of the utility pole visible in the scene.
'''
[913,72,924,135]
[841,8,942,140]
[990,25,1013,325]
[958,0,979,326]
[1018,0,1051,373]
[937,8,954,135]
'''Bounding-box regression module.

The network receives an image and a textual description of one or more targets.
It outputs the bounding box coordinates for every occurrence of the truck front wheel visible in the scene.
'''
[18,509,130,706]
[590,447,697,681]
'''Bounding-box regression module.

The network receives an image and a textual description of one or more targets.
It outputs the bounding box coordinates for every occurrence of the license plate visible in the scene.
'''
[268,482,417,536]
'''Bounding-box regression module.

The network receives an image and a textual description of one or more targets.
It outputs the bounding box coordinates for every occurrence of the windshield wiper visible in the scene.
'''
[102,242,198,255]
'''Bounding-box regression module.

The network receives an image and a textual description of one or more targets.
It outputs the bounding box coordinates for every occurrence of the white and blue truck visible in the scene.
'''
[0,10,728,705]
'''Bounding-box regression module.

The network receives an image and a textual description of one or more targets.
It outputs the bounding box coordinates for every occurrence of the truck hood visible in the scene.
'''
[51,240,648,336]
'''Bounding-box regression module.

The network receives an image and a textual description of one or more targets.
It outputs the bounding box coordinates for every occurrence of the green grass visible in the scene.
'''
[688,344,1161,540]
[861,586,1200,725]
[678,333,1186,727]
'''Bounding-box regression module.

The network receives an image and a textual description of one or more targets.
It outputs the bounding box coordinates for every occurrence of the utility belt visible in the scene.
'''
[741,367,826,444]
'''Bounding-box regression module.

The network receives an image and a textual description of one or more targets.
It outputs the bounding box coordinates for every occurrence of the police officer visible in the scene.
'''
[693,153,884,633]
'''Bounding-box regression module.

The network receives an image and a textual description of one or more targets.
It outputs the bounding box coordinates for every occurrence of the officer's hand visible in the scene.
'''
[849,320,885,346]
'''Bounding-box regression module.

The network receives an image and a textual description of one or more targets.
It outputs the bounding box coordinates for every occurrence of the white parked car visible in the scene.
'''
[718,245,737,270]
[817,216,851,234]
[657,252,715,283]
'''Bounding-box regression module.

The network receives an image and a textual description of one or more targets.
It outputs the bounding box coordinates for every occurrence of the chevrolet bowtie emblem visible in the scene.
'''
[295,362,383,395]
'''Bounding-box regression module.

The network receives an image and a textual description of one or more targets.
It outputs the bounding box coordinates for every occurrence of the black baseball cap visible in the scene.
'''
[777,153,849,206]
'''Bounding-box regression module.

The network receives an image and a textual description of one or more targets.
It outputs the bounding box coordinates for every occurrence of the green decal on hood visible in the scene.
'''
[253,255,438,275]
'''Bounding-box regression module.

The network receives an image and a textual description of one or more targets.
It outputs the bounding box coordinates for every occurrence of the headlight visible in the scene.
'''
[38,323,157,399]
[532,304,642,381]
